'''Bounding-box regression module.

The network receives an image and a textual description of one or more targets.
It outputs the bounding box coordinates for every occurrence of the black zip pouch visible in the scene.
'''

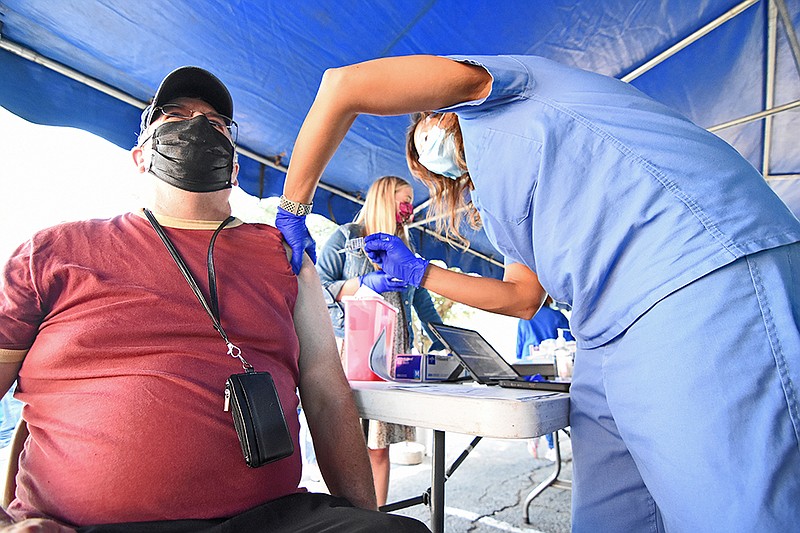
[144,209,294,469]
[225,370,294,468]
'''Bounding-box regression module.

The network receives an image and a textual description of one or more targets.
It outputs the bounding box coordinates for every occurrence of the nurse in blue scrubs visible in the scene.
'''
[278,55,800,532]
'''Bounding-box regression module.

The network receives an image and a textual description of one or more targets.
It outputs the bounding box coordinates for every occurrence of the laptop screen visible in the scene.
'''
[428,323,518,381]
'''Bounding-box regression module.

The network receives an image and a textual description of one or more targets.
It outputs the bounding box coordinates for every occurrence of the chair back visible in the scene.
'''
[2,419,27,509]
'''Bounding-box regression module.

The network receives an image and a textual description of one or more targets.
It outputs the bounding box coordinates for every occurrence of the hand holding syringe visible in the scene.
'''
[337,236,408,289]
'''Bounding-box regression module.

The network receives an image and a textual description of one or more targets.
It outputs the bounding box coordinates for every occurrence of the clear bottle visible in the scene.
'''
[553,328,573,379]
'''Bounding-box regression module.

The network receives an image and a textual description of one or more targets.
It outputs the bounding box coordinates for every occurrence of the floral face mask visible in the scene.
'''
[396,201,414,225]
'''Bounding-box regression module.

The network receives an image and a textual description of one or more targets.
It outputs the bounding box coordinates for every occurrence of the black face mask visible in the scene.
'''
[144,115,235,192]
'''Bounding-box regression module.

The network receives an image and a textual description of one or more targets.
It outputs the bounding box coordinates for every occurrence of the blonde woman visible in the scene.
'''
[316,175,444,507]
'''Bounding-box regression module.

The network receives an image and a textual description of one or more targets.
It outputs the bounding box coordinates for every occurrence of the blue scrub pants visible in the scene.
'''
[570,243,800,532]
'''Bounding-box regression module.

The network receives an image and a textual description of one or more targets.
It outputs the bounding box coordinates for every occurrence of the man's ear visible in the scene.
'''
[131,144,147,174]
[231,160,240,187]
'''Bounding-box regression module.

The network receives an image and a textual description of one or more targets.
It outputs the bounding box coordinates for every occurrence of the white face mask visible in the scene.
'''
[416,125,463,179]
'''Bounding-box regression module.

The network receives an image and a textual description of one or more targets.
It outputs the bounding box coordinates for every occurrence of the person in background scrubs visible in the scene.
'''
[515,295,573,361]
[515,295,573,460]
[276,54,800,532]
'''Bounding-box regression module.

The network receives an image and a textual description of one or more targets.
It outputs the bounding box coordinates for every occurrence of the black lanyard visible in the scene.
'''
[143,208,253,371]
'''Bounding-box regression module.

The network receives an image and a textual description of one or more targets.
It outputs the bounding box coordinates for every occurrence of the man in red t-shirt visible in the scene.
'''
[0,66,429,533]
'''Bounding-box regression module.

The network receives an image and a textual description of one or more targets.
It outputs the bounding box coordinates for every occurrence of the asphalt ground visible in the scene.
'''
[302,431,573,533]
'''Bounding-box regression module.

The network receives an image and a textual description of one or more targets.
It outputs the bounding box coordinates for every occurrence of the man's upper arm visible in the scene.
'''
[293,255,350,393]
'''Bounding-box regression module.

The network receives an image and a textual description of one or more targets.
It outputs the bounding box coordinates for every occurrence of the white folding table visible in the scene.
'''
[349,381,570,533]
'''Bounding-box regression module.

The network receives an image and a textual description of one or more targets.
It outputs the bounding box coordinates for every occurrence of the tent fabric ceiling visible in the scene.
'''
[1,0,798,279]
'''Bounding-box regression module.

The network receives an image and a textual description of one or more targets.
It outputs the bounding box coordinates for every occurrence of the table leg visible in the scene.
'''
[430,430,445,533]
[523,430,572,524]
[361,418,369,441]
[380,436,480,515]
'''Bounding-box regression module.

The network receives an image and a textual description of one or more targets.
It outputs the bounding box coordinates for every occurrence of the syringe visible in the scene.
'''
[337,236,365,254]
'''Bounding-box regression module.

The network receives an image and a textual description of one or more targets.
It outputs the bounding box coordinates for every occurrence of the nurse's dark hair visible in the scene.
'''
[406,111,481,247]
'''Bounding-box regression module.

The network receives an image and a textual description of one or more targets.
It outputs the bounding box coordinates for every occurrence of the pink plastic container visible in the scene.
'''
[342,296,398,381]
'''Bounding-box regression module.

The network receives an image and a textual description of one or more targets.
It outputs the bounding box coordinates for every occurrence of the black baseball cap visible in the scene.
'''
[140,66,233,133]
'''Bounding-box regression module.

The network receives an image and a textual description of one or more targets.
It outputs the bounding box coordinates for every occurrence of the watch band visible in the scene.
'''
[279,195,313,216]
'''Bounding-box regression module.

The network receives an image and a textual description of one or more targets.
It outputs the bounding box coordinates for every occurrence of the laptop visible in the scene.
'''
[427,322,570,393]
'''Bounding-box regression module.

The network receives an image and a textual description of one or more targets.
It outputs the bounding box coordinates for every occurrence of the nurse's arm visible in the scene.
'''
[284,55,492,204]
[421,262,546,320]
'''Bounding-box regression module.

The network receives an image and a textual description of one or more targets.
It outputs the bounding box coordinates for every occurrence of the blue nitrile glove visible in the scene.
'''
[363,233,430,287]
[360,271,409,293]
[524,373,545,382]
[275,207,317,274]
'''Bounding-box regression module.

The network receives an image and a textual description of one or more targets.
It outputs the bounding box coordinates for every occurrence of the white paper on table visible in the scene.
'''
[386,383,560,400]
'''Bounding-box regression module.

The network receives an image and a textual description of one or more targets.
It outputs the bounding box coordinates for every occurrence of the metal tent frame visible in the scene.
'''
[1,0,798,276]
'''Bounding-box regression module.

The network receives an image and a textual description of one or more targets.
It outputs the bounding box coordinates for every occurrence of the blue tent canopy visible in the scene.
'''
[1,0,798,279]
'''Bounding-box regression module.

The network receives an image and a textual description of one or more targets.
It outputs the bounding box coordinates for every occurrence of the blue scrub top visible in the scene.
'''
[442,55,800,349]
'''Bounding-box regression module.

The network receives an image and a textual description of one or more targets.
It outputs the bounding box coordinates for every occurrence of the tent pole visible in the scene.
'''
[763,0,779,177]
[258,164,266,199]
[621,0,760,82]
[415,226,504,269]
[708,99,800,131]
[407,207,468,229]
[773,0,800,74]
[0,34,364,207]
[0,36,142,107]
[766,174,800,181]
[0,34,288,174]
[412,198,432,216]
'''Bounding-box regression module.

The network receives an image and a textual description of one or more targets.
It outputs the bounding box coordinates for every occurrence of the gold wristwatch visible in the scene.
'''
[279,195,313,216]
